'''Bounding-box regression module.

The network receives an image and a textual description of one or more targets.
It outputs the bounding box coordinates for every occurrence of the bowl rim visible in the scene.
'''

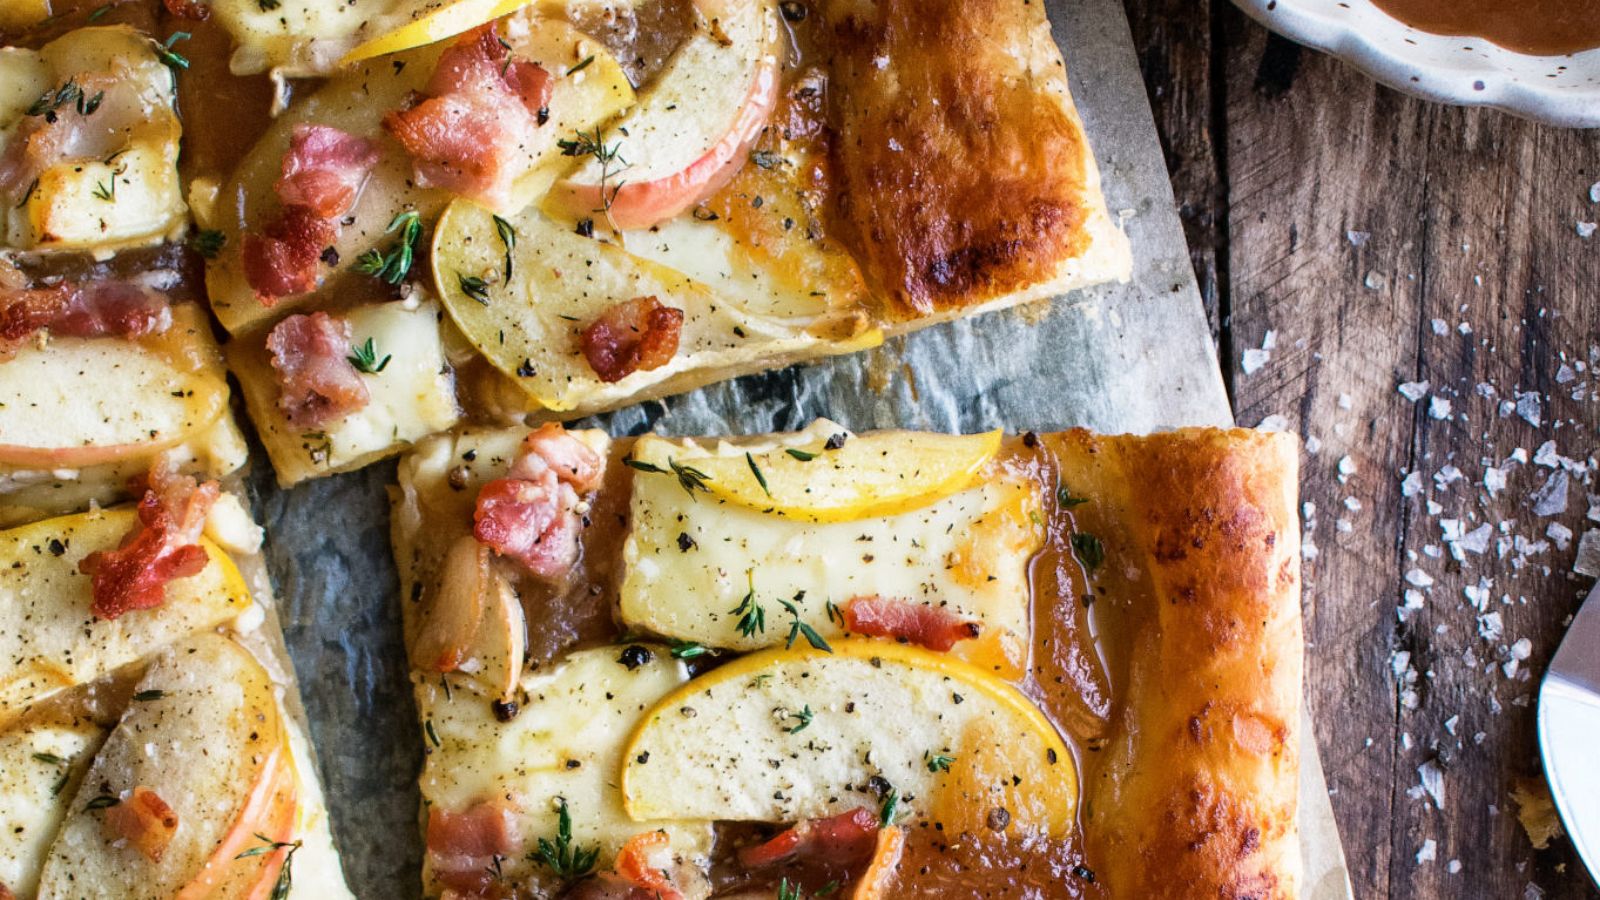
[1231,0,1600,129]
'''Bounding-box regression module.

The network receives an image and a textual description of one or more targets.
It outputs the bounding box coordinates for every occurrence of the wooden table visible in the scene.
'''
[1120,2,1600,896]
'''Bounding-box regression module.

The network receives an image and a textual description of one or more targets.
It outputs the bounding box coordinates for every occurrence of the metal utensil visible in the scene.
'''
[1538,581,1600,885]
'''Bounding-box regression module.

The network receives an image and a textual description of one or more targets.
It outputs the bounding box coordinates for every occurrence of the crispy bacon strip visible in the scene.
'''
[426,800,520,895]
[579,296,684,383]
[80,465,219,620]
[473,424,603,579]
[0,279,172,360]
[737,807,882,870]
[242,125,378,304]
[842,596,982,651]
[103,787,180,862]
[264,311,371,429]
[613,831,684,900]
[383,24,551,208]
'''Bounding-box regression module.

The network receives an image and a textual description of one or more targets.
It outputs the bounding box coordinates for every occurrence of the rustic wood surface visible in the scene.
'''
[1122,2,1600,897]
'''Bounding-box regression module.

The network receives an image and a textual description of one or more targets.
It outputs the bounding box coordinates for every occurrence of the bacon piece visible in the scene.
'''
[264,311,370,429]
[383,25,551,208]
[613,831,684,900]
[242,125,377,303]
[473,425,602,579]
[0,280,172,359]
[737,807,882,870]
[276,124,381,218]
[579,296,684,383]
[80,466,219,620]
[103,787,180,862]
[426,801,521,895]
[162,0,211,19]
[842,596,982,652]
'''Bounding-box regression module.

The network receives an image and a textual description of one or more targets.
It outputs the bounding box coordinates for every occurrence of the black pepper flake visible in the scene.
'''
[575,218,595,238]
[517,359,536,377]
[492,698,520,722]
[1046,747,1058,765]
[47,539,66,557]
[825,433,847,450]
[986,807,1011,831]
[677,532,697,552]
[565,759,581,769]
[866,774,892,798]
[618,645,654,670]
[636,750,650,764]
[951,692,964,704]
[1073,865,1096,883]
[447,466,471,491]
[462,449,478,461]
[320,246,340,266]
[537,106,550,125]
[751,195,764,208]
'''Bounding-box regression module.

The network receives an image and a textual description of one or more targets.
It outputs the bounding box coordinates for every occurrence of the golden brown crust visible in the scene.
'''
[818,0,1095,319]
[1047,428,1302,899]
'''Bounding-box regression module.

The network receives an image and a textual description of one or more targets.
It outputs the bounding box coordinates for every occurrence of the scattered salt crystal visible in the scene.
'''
[1423,543,1442,558]
[1516,392,1543,427]
[1347,230,1370,246]
[1499,400,1517,418]
[1431,318,1448,336]
[1448,860,1462,874]
[1406,568,1435,588]
[1533,440,1561,468]
[1547,523,1574,551]
[1305,436,1322,454]
[1591,181,1600,203]
[1241,348,1270,374]
[1456,524,1493,556]
[1417,760,1446,809]
[1391,650,1412,678]
[1399,381,1431,402]
[1445,715,1460,735]
[1401,471,1424,497]
[1464,580,1491,611]
[1503,658,1520,678]
[1435,465,1464,488]
[1578,221,1597,239]
[1511,638,1533,661]
[1509,447,1529,465]
[1402,589,1425,615]
[1529,470,1570,517]
[1484,467,1507,496]
[1479,611,1504,641]
[1458,321,1473,335]
[1303,501,1316,521]
[1416,839,1437,864]
[1365,271,1388,290]
[1261,330,1278,351]
[1429,396,1453,420]
[1257,413,1290,431]
[1574,530,1600,578]
[1338,394,1353,410]
[1345,496,1362,512]
[1338,455,1357,480]
[1428,499,1444,516]
[1556,364,1577,385]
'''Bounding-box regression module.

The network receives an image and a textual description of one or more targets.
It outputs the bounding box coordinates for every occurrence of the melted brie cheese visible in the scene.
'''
[0,718,103,896]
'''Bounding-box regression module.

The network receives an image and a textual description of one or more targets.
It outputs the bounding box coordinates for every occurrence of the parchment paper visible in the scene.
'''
[246,0,1354,894]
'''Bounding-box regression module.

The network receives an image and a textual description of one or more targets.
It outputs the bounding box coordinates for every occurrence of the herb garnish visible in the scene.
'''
[88,4,112,21]
[189,229,226,259]
[624,457,712,498]
[533,799,599,880]
[784,447,818,461]
[1056,481,1088,507]
[132,689,165,702]
[353,210,422,284]
[32,752,66,765]
[237,833,303,900]
[731,571,766,638]
[1070,533,1104,573]
[746,452,771,497]
[86,793,121,811]
[779,597,832,652]
[14,178,38,210]
[492,214,516,281]
[257,0,282,9]
[26,79,100,120]
[670,641,709,659]
[424,718,441,748]
[91,158,127,202]
[347,337,391,374]
[878,788,899,827]
[783,704,814,734]
[568,54,595,74]
[924,751,956,773]
[778,877,803,900]
[557,127,628,218]
[457,272,491,305]
[156,32,191,70]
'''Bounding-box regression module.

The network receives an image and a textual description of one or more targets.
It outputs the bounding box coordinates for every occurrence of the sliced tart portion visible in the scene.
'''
[620,639,1077,840]
[0,507,252,726]
[431,201,879,416]
[0,714,105,897]
[36,633,298,899]
[0,300,248,527]
[620,425,1037,676]
[0,27,187,254]
[416,644,712,897]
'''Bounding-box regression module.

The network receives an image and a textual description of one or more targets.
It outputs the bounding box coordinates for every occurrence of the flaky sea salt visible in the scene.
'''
[1575,530,1600,578]
[1484,467,1508,496]
[1399,380,1431,402]
[1241,348,1270,375]
[1530,470,1570,517]
[1257,413,1290,431]
[1347,230,1371,246]
[1402,471,1424,497]
[1432,318,1448,336]
[1429,396,1453,420]
[1479,611,1505,641]
[1435,465,1464,489]
[1578,221,1597,239]
[1406,568,1436,588]
[1548,523,1574,551]
[1516,392,1543,428]
[1418,761,1446,809]
[1417,839,1438,864]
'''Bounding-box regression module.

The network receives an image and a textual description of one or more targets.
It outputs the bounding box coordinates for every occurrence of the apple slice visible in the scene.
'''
[620,640,1076,840]
[629,427,1003,522]
[412,535,526,701]
[620,427,1039,676]
[432,202,879,414]
[0,508,253,726]
[417,645,711,896]
[546,0,782,230]
[0,715,105,896]
[37,633,298,898]
[339,0,560,65]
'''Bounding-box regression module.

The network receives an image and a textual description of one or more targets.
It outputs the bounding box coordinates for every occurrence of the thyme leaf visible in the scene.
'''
[353,210,422,284]
[532,799,599,880]
[730,571,766,639]
[346,336,391,374]
[1070,533,1105,573]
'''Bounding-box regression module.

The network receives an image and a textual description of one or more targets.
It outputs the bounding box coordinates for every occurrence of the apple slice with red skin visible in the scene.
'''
[546,0,782,230]
[36,633,299,899]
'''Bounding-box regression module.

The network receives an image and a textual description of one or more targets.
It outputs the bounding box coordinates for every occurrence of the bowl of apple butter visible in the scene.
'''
[1231,0,1600,127]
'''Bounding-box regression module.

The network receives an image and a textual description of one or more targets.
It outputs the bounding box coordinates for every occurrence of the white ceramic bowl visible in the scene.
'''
[1231,0,1600,128]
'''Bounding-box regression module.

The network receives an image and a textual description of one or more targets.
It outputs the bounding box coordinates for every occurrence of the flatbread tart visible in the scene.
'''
[391,421,1302,899]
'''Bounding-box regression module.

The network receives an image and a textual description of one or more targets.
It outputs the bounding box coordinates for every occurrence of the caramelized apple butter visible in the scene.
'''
[1370,0,1600,56]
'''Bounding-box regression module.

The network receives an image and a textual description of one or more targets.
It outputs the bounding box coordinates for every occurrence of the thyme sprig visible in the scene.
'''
[236,833,303,900]
[730,571,765,639]
[353,210,422,285]
[779,596,832,652]
[557,127,628,219]
[492,214,516,281]
[533,799,600,881]
[346,337,391,374]
[624,457,712,498]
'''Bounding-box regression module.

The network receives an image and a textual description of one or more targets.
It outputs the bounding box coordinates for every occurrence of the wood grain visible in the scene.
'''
[1123,1,1600,896]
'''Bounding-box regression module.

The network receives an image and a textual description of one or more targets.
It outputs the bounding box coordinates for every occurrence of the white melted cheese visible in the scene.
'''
[417,645,712,894]
[209,0,403,74]
[621,469,1041,677]
[0,719,102,896]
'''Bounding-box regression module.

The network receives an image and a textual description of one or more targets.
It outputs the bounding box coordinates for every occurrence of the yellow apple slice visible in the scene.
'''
[37,633,296,898]
[0,508,253,726]
[0,715,105,897]
[432,202,879,415]
[620,640,1076,840]
[628,427,1002,523]
[417,645,711,896]
[340,0,556,65]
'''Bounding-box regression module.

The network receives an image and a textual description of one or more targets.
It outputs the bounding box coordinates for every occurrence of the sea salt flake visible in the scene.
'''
[1556,364,1577,385]
[1241,348,1271,375]
[1453,523,1494,556]
[1365,271,1388,291]
[1401,471,1424,497]
[1338,455,1357,480]
[1399,381,1431,402]
[1345,496,1363,512]
[1417,760,1446,809]
[1435,465,1464,489]
[1574,530,1600,578]
[1484,467,1507,496]
[1479,611,1505,641]
[1529,470,1570,517]
[1590,181,1600,203]
[1347,230,1370,246]
[1534,441,1562,468]
[1432,318,1448,336]
[1516,392,1543,428]
[1547,523,1574,551]
[1429,396,1453,420]
[1428,500,1444,516]
[1448,860,1462,874]
[1416,838,1437,864]
[1256,413,1290,431]
[1305,436,1322,454]
[1511,638,1533,661]
[1445,715,1460,736]
[1406,568,1436,588]
[1577,221,1597,239]
[1464,580,1492,611]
